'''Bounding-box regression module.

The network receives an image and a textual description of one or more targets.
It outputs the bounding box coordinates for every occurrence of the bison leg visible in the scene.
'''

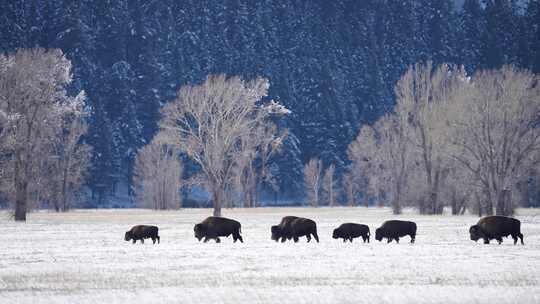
[496,237,503,245]
[281,237,287,243]
[203,237,210,243]
[313,232,319,243]
[387,238,392,243]
[152,238,156,244]
[306,234,312,242]
[343,238,347,243]
[215,237,221,243]
[132,239,136,244]
[141,238,144,244]
[518,233,524,245]
[395,237,400,243]
[483,238,490,244]
[157,236,160,244]
[410,234,415,244]
[293,236,299,243]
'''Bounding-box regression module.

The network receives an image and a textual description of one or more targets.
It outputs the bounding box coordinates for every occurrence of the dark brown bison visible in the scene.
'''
[332,223,370,243]
[124,225,160,244]
[469,216,524,245]
[194,216,243,243]
[271,216,319,243]
[271,216,298,242]
[375,220,416,243]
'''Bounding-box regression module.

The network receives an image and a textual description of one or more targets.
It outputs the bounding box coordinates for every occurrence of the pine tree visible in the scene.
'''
[459,0,485,73]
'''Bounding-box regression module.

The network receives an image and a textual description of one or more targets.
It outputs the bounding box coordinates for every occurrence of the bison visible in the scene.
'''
[124,225,160,244]
[194,216,243,243]
[332,223,370,243]
[271,216,319,243]
[469,215,524,245]
[375,220,416,244]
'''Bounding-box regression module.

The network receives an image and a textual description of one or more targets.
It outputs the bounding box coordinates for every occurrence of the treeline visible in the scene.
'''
[344,63,540,216]
[0,0,539,208]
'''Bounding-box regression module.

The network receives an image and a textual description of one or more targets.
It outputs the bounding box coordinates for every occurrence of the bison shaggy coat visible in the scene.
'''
[332,223,370,243]
[194,216,243,243]
[124,225,160,244]
[469,216,524,245]
[375,220,416,244]
[271,216,319,243]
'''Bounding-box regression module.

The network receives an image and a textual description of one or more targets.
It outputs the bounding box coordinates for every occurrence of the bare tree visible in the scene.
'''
[45,94,91,211]
[348,113,410,214]
[341,171,358,206]
[134,139,183,210]
[0,48,84,221]
[234,124,286,207]
[158,75,288,216]
[395,62,466,214]
[349,125,383,207]
[322,164,336,206]
[304,158,322,207]
[447,66,540,215]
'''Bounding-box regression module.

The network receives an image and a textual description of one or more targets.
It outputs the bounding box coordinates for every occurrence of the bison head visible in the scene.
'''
[194,223,206,241]
[332,228,341,239]
[271,225,282,241]
[375,227,384,241]
[469,225,484,242]
[124,231,133,242]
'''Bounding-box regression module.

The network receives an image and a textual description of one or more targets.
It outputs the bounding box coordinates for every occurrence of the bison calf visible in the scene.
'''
[271,216,319,243]
[333,223,370,243]
[124,225,160,244]
[469,215,524,245]
[194,216,243,243]
[375,220,416,244]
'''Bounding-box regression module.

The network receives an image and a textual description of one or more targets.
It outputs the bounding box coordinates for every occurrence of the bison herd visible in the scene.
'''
[124,215,525,246]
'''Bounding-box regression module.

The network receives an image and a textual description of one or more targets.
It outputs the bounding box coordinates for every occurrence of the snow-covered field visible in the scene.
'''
[1,207,540,304]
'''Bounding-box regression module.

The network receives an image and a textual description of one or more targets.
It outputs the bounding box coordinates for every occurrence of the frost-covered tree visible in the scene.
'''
[304,158,322,207]
[348,114,409,214]
[0,48,86,220]
[322,164,336,206]
[133,139,182,210]
[341,171,359,206]
[159,75,288,216]
[234,124,286,208]
[447,66,540,216]
[47,94,91,212]
[395,62,466,214]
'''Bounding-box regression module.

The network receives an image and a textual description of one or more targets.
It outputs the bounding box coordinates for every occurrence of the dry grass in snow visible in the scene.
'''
[1,207,540,304]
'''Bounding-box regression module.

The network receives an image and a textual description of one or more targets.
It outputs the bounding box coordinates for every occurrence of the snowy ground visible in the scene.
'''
[1,207,540,304]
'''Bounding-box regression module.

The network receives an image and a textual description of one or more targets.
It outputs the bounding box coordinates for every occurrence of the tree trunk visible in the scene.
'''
[392,181,402,214]
[212,186,223,217]
[15,181,28,221]
[504,190,514,216]
[485,189,494,215]
[496,189,513,216]
[451,191,458,215]
[392,198,402,214]
[14,158,28,221]
[61,164,69,212]
[478,201,483,217]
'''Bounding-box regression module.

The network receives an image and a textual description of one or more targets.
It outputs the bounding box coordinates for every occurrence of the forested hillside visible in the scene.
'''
[1,0,539,206]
